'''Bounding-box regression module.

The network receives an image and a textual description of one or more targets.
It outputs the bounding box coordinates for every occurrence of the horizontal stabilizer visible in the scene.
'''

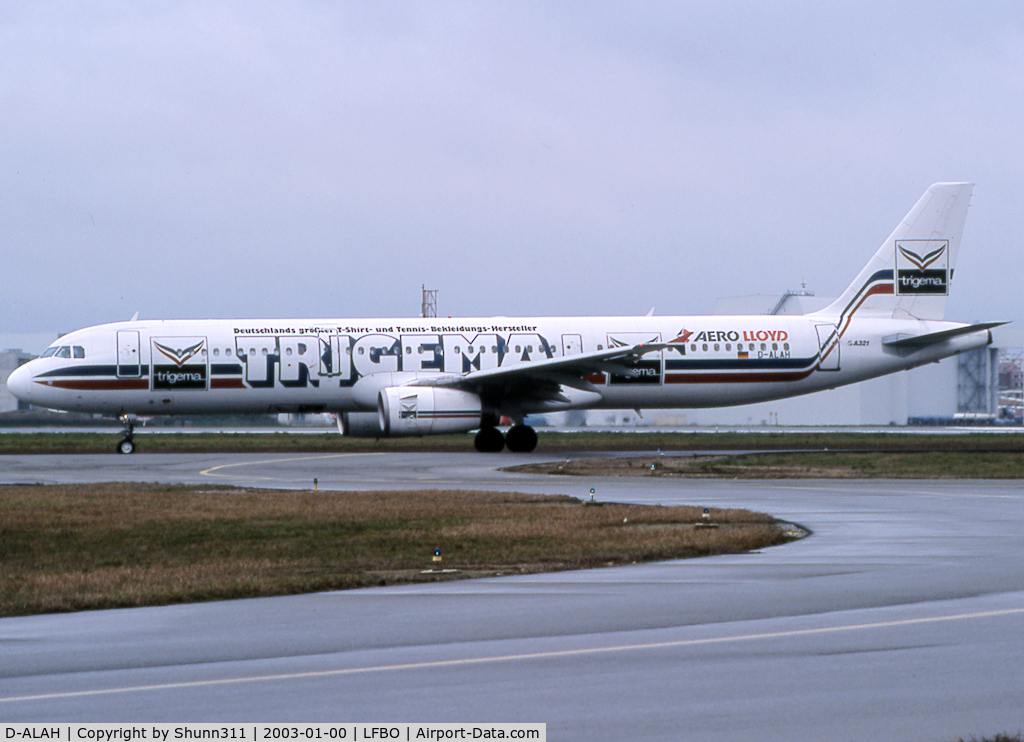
[882,321,1007,349]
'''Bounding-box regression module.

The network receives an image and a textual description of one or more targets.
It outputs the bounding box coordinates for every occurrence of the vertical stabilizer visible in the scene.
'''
[813,182,973,321]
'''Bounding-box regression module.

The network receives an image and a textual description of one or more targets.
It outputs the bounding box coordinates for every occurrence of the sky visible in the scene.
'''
[3,1,1023,353]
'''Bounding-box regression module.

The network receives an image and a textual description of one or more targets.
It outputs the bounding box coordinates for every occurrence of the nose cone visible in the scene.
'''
[6,362,36,404]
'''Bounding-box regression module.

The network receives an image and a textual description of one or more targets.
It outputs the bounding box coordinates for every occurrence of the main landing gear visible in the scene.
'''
[117,416,136,454]
[473,424,538,453]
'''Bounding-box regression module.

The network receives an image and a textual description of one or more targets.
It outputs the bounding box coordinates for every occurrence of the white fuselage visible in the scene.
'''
[9,313,989,417]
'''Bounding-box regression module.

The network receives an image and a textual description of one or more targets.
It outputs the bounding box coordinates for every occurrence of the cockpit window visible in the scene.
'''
[40,345,84,359]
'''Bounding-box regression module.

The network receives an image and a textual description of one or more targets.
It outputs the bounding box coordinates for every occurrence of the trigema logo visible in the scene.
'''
[895,240,948,295]
[151,337,208,391]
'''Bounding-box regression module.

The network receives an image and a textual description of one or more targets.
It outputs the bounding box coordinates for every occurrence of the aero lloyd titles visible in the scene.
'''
[689,329,791,358]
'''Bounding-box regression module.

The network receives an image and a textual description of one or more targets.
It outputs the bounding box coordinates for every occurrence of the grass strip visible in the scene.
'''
[0,482,800,617]
[0,430,1022,455]
[514,450,1024,478]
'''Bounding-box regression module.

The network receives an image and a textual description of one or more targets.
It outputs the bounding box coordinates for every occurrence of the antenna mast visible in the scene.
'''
[421,285,437,318]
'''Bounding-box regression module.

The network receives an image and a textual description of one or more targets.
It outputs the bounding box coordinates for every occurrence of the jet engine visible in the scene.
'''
[337,387,483,437]
[337,411,386,438]
[379,386,482,436]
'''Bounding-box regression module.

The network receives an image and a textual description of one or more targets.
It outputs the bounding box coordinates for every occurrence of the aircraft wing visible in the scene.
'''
[411,340,675,402]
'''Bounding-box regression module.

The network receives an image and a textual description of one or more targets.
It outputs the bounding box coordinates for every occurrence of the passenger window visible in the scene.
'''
[226,348,232,356]
[714,344,720,351]
[298,344,307,354]
[784,343,790,351]
[760,343,767,351]
[214,348,220,357]
[772,343,778,351]
[725,343,731,351]
[702,344,708,351]
[73,346,85,358]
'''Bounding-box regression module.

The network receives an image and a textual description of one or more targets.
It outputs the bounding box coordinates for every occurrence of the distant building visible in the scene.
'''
[1,349,35,412]
[998,342,1024,422]
[1000,359,1023,389]
[712,291,830,317]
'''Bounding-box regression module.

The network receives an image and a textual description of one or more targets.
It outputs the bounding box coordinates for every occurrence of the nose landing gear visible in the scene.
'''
[117,416,136,454]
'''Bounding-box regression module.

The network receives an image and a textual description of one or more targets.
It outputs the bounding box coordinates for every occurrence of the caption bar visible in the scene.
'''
[2,726,544,742]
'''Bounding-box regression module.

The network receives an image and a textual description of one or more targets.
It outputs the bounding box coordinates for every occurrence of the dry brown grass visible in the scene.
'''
[513,450,1024,478]
[0,483,799,617]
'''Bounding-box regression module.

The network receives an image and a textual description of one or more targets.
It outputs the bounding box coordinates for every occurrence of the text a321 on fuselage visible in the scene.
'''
[7,183,1004,454]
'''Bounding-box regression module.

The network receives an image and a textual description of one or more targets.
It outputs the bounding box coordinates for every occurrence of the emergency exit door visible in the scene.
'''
[117,330,141,378]
[561,334,583,357]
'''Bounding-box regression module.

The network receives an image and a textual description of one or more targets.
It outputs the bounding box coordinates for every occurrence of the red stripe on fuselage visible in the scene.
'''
[665,368,815,385]
[210,379,245,389]
[39,379,148,391]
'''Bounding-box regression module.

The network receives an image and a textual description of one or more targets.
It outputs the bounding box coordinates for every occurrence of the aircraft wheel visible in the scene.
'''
[117,438,136,455]
[505,425,537,453]
[474,427,505,453]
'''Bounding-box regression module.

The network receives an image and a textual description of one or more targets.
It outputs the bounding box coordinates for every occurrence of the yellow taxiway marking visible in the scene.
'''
[199,453,383,481]
[4,605,1023,704]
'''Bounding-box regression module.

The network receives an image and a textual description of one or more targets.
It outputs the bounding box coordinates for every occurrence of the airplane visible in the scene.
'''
[8,182,1004,454]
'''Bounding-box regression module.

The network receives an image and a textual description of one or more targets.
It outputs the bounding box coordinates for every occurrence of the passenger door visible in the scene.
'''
[116,331,141,378]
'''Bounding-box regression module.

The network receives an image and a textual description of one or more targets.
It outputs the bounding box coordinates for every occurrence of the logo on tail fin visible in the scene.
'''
[895,240,948,295]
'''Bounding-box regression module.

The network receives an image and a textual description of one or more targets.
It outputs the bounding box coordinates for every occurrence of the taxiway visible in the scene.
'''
[1,452,1022,740]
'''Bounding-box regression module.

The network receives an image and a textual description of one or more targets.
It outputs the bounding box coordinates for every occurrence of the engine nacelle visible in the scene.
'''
[337,411,385,438]
[379,386,482,436]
